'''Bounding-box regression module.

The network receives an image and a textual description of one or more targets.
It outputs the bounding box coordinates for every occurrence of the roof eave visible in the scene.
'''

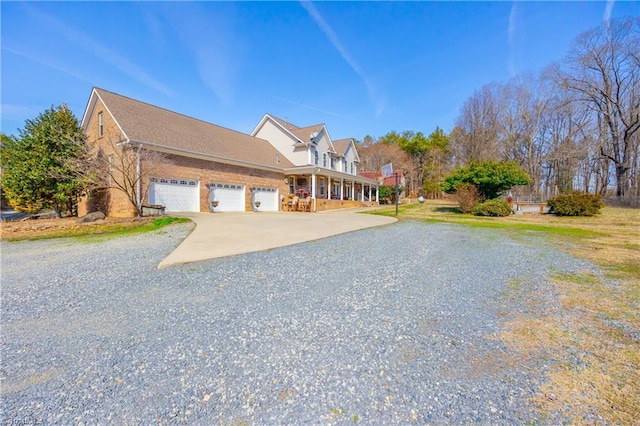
[129,139,287,173]
[282,166,379,185]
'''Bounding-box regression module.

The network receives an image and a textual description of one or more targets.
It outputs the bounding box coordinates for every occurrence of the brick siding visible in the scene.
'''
[146,154,287,212]
[79,97,288,217]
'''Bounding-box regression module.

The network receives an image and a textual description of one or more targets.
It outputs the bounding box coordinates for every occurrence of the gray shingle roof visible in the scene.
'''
[95,88,293,169]
[332,138,353,156]
[268,114,324,143]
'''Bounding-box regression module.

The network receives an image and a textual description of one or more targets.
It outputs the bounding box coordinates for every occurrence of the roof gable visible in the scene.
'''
[89,88,293,170]
[333,138,361,162]
[253,113,331,146]
[81,88,128,139]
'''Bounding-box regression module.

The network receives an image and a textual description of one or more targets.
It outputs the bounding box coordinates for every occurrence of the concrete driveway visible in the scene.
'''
[158,208,397,268]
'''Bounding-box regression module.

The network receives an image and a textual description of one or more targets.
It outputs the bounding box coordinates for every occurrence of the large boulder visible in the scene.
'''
[77,211,106,223]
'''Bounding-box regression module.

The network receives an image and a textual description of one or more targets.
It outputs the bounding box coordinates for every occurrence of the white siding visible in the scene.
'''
[253,119,309,166]
[314,130,334,171]
[342,143,358,175]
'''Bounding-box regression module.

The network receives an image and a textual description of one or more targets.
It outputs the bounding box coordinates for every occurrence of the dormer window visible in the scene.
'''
[98,112,104,137]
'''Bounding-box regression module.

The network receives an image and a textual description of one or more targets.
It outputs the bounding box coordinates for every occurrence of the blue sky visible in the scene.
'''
[2,1,638,141]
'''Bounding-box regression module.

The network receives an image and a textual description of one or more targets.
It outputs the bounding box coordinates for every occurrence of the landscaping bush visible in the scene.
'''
[455,184,480,213]
[472,199,512,217]
[547,192,603,216]
[441,161,532,200]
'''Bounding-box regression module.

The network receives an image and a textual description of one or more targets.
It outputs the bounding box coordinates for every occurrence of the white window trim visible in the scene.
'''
[98,112,104,137]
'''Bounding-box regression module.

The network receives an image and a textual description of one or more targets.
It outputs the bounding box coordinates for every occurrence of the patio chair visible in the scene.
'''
[298,196,312,212]
[282,195,292,211]
[288,196,299,211]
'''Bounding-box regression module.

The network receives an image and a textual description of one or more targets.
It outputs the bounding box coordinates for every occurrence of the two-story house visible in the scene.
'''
[251,114,375,209]
[78,88,378,216]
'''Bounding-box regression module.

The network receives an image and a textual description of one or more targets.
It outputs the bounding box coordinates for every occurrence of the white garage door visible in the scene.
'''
[149,178,199,212]
[253,187,279,211]
[210,183,245,212]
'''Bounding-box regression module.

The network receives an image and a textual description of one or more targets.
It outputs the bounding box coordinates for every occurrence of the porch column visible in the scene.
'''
[311,172,317,212]
[375,185,379,203]
[351,180,354,200]
[361,183,365,201]
[340,178,344,199]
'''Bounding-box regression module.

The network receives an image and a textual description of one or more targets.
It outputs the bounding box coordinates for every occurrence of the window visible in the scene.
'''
[342,159,347,171]
[331,158,336,170]
[314,149,319,165]
[288,177,295,194]
[323,153,327,168]
[98,112,104,137]
[350,162,354,174]
[319,178,325,196]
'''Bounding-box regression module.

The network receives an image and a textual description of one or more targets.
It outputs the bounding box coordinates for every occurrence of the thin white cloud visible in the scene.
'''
[25,5,173,97]
[300,1,385,117]
[3,45,96,85]
[273,96,368,124]
[508,3,519,77]
[163,4,239,105]
[604,0,615,23]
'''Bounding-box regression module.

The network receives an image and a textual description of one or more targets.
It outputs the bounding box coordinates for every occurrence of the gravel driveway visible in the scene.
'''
[1,221,596,424]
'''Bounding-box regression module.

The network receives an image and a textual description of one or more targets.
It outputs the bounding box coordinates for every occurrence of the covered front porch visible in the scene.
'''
[283,167,380,212]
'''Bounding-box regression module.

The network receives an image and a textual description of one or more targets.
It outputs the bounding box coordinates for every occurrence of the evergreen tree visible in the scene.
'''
[0,104,87,215]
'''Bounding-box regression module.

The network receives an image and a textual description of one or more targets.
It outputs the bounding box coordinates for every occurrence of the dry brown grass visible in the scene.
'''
[1,216,163,241]
[380,200,640,423]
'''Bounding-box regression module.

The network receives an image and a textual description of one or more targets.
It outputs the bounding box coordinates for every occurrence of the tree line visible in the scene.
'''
[358,17,639,202]
[2,19,637,216]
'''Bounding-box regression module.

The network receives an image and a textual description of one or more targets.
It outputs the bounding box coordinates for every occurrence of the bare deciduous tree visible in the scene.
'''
[358,135,411,176]
[72,130,168,216]
[448,18,639,202]
[497,75,550,196]
[558,17,640,197]
[449,83,503,166]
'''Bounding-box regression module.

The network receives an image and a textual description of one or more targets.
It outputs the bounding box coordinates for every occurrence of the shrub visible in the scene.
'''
[441,161,532,200]
[378,185,393,204]
[547,192,603,216]
[472,199,512,217]
[455,184,480,213]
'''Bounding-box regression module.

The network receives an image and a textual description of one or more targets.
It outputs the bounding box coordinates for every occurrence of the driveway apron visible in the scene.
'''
[158,209,397,268]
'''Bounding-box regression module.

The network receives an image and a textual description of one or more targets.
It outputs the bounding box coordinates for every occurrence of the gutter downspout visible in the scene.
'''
[136,146,141,214]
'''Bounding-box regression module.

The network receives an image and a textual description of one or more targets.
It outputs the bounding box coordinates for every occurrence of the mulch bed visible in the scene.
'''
[0,216,155,240]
